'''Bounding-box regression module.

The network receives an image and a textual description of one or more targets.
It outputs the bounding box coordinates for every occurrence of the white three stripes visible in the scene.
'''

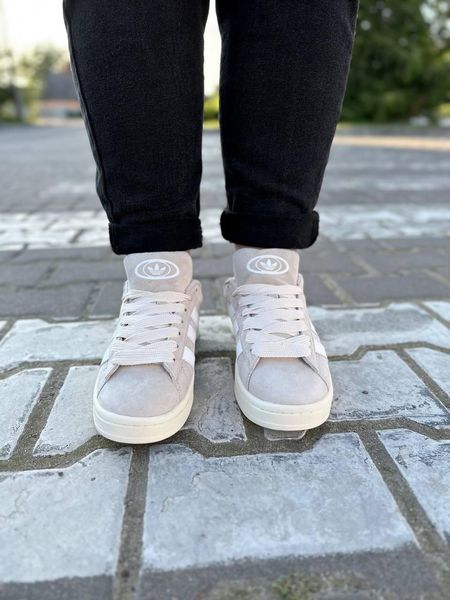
[182,312,198,367]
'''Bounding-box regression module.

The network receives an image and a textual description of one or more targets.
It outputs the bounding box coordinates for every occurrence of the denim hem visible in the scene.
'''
[109,217,203,255]
[220,209,319,249]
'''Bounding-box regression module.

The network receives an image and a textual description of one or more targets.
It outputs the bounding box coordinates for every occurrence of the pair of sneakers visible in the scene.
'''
[93,248,333,443]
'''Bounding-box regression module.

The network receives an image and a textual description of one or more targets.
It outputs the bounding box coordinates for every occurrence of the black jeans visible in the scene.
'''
[63,0,358,254]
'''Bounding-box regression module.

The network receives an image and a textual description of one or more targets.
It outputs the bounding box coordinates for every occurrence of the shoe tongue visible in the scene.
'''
[124,251,192,292]
[233,248,300,286]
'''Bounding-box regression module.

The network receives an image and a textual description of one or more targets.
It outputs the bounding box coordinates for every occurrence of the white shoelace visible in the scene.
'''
[233,283,311,358]
[110,288,190,366]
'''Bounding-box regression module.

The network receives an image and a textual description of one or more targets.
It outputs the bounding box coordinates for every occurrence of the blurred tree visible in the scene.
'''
[204,90,219,122]
[18,47,62,120]
[0,0,25,121]
[0,46,61,122]
[342,0,450,122]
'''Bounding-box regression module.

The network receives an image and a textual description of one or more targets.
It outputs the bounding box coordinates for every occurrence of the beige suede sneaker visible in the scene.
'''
[93,251,202,443]
[224,248,332,430]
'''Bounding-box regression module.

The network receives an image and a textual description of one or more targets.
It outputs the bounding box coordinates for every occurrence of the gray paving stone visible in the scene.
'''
[46,260,123,285]
[0,263,50,287]
[407,348,450,395]
[0,250,19,263]
[335,272,450,303]
[330,351,450,427]
[300,252,364,274]
[437,267,450,283]
[379,429,450,545]
[200,208,223,245]
[320,203,450,240]
[425,301,450,322]
[359,250,450,273]
[197,278,225,315]
[192,243,233,259]
[1,575,112,600]
[0,319,116,372]
[334,239,386,253]
[303,273,342,306]
[138,548,444,600]
[197,315,234,353]
[0,228,78,251]
[305,236,339,254]
[143,435,415,571]
[0,449,130,583]
[12,246,113,263]
[0,369,52,459]
[311,303,450,357]
[71,230,111,247]
[195,255,232,278]
[0,284,94,318]
[34,366,98,456]
[184,358,246,443]
[381,236,450,251]
[89,281,123,317]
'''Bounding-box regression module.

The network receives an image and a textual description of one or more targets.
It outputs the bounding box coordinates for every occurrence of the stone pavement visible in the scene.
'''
[0,124,449,600]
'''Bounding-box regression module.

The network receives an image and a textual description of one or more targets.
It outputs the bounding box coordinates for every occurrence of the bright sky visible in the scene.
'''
[0,0,220,94]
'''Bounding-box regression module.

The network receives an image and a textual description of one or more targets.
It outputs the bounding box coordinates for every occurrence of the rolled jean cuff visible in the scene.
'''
[109,216,203,255]
[220,209,319,249]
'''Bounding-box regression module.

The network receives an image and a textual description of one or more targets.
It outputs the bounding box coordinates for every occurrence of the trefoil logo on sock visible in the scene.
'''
[246,255,289,275]
[135,259,180,280]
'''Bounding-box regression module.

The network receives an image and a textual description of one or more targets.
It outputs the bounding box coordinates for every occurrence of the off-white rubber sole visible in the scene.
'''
[234,364,333,431]
[93,380,194,444]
